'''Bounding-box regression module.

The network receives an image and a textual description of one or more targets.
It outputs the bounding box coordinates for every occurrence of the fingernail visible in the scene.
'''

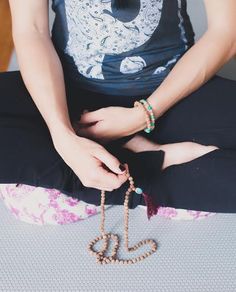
[119,164,126,172]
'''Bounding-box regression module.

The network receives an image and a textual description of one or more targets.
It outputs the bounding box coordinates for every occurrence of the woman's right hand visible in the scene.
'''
[53,131,128,191]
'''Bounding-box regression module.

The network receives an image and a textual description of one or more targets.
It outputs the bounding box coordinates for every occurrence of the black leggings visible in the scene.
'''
[1,71,236,213]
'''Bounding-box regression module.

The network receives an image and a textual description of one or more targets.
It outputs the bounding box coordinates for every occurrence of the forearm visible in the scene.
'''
[13,32,75,145]
[147,29,236,119]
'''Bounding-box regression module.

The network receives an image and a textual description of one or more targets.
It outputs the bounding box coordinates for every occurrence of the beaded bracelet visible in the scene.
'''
[139,99,156,132]
[133,101,152,133]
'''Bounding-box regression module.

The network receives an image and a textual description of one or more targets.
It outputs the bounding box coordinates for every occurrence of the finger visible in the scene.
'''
[79,109,104,124]
[76,124,99,138]
[82,178,114,192]
[87,163,128,191]
[115,163,129,185]
[88,182,114,192]
[95,148,127,175]
[97,164,127,190]
[116,172,129,186]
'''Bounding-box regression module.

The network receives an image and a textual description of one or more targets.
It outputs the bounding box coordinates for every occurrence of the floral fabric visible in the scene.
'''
[0,183,216,225]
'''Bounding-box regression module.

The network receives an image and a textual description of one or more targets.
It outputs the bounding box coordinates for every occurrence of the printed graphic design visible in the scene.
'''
[64,0,164,79]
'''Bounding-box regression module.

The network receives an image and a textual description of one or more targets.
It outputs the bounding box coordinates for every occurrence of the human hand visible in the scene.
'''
[54,132,128,191]
[73,105,147,144]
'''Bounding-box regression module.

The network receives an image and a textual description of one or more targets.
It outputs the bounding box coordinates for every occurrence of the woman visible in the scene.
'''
[1,0,236,221]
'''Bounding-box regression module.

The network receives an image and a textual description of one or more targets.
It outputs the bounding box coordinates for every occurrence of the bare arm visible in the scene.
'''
[9,0,127,191]
[9,0,74,146]
[147,0,236,119]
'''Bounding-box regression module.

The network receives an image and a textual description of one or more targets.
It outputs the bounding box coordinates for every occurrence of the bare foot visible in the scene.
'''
[122,134,219,170]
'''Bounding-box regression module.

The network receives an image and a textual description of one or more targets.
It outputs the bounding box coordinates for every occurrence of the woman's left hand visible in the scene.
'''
[73,105,147,144]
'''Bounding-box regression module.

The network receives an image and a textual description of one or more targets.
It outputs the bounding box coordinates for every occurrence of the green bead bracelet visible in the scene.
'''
[139,99,156,133]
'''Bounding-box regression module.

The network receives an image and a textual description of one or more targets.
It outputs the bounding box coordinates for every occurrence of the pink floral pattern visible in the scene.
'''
[153,206,216,220]
[0,183,112,225]
[0,183,216,225]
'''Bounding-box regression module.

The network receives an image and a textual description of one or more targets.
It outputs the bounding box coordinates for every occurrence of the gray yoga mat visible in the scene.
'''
[0,200,236,292]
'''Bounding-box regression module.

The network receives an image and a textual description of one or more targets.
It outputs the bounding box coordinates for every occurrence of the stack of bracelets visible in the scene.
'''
[134,99,156,133]
[87,99,158,265]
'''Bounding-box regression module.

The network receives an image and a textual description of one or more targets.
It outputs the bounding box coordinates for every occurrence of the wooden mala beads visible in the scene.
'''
[87,164,158,265]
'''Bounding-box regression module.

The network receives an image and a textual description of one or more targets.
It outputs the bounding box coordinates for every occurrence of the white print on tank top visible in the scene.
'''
[152,0,188,76]
[177,0,188,50]
[64,0,164,79]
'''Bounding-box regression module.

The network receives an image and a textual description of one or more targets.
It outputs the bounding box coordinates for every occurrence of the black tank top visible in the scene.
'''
[51,0,195,96]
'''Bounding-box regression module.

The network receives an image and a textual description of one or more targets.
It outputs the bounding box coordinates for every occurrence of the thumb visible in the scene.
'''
[95,149,127,175]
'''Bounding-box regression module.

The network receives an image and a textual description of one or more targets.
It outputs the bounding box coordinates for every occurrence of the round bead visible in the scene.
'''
[88,174,158,266]
[135,187,143,194]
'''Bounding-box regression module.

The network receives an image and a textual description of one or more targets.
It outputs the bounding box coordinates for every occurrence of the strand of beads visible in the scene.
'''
[87,165,158,265]
[133,101,152,134]
[134,99,156,134]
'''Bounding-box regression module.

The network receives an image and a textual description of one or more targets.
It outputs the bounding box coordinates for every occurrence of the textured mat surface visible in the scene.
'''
[1,200,236,292]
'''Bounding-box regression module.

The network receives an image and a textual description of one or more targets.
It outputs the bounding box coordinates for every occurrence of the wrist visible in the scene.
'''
[146,97,160,120]
[53,129,87,157]
[130,104,147,133]
[50,120,76,146]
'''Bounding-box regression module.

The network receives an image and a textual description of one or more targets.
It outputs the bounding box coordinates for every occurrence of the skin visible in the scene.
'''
[9,0,236,191]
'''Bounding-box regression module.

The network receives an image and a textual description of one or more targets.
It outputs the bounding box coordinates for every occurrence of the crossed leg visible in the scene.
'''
[122,134,219,170]
[118,75,236,213]
[1,71,236,214]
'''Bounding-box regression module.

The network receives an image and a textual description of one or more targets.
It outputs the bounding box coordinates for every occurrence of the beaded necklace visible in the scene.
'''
[87,164,158,265]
